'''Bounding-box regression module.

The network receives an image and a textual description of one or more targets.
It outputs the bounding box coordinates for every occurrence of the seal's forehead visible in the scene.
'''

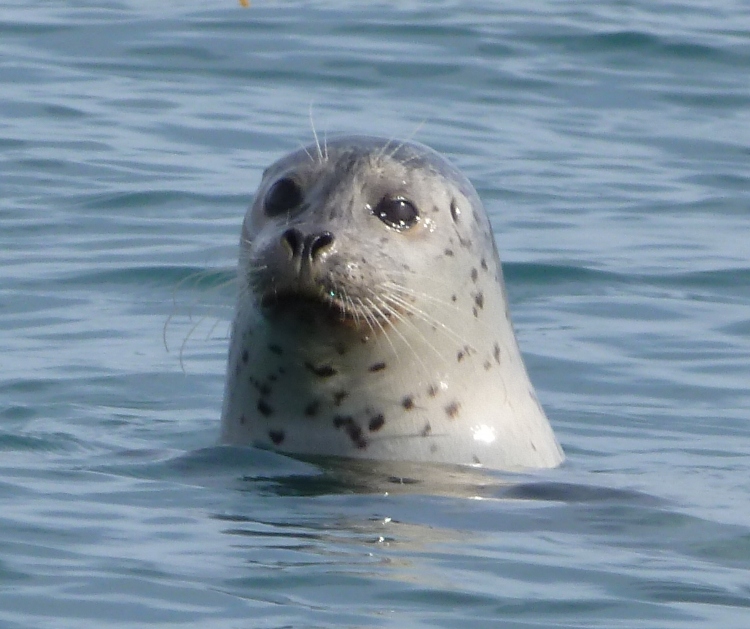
[262,135,476,198]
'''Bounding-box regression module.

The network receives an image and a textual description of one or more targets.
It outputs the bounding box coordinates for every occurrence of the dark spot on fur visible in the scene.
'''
[402,395,415,410]
[278,366,286,375]
[531,441,537,452]
[474,292,484,309]
[241,349,249,364]
[305,362,337,378]
[239,414,245,425]
[421,422,432,437]
[451,294,457,302]
[258,383,271,397]
[493,342,501,364]
[473,307,478,318]
[333,390,348,406]
[444,248,454,257]
[445,401,460,419]
[304,400,319,417]
[269,430,285,445]
[369,361,386,373]
[333,415,353,429]
[257,399,273,417]
[368,414,385,431]
[481,258,488,271]
[335,342,347,356]
[450,199,460,223]
[472,455,481,465]
[471,268,478,282]
[333,415,366,448]
[484,360,492,370]
[268,374,277,383]
[234,364,241,377]
[457,350,465,362]
[427,384,438,397]
[268,344,282,355]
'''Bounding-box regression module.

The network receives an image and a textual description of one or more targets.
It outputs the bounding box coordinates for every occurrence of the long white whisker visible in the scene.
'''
[366,297,432,377]
[376,136,395,162]
[164,266,235,372]
[299,141,315,163]
[382,291,467,347]
[178,315,206,373]
[383,280,497,335]
[308,103,323,162]
[363,297,400,364]
[376,295,454,367]
[385,120,426,161]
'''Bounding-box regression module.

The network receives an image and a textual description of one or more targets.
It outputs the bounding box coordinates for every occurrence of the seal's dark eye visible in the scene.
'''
[264,177,303,217]
[372,196,420,230]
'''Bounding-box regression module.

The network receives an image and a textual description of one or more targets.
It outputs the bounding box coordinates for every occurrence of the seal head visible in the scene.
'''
[220,136,564,470]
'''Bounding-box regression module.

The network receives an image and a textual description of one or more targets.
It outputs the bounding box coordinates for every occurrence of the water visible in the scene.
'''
[2,1,749,627]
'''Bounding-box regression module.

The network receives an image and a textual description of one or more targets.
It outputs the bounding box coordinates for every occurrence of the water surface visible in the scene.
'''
[1,1,749,627]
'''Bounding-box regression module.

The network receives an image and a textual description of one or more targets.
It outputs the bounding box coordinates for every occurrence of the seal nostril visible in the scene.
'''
[281,228,303,257]
[308,232,335,260]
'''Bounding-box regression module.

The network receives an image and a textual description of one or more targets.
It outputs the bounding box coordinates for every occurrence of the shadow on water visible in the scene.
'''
[91,445,750,583]
[106,444,662,507]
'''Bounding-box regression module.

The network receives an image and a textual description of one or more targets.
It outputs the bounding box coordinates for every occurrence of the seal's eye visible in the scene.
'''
[264,177,303,217]
[372,196,420,230]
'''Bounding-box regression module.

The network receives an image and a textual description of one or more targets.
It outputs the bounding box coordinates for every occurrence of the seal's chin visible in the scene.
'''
[259,290,365,329]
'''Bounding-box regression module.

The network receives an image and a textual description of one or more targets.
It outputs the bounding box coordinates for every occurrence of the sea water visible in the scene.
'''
[1,1,749,627]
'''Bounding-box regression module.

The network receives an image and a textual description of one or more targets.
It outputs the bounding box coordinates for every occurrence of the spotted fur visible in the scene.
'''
[220,135,564,471]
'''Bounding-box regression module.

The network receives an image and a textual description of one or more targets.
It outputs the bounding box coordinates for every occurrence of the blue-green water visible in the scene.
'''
[2,1,750,627]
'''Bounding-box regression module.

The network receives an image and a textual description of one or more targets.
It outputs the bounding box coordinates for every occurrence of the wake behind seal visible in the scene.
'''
[220,135,564,470]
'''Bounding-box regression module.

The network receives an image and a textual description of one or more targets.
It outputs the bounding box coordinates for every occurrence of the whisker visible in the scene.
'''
[164,267,235,371]
[382,290,469,345]
[366,297,432,378]
[177,315,205,373]
[383,280,497,335]
[376,295,451,368]
[375,136,396,162]
[298,141,315,164]
[364,297,400,365]
[308,103,323,163]
[385,120,426,160]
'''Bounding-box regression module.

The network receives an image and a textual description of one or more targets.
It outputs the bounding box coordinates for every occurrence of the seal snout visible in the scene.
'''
[256,226,349,323]
[281,228,335,264]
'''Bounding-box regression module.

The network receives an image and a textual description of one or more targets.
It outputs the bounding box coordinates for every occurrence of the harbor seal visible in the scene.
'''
[220,136,564,470]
